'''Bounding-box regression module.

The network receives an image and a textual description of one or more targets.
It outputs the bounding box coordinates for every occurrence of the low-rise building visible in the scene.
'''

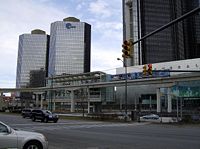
[46,71,114,113]
[116,58,200,114]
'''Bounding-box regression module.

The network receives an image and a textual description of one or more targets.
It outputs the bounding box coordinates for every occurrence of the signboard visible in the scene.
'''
[66,23,76,29]
[110,71,170,81]
[171,80,200,97]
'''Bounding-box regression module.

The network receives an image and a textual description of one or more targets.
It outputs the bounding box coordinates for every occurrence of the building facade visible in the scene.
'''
[123,0,200,66]
[116,58,200,113]
[48,17,91,77]
[46,71,114,113]
[16,29,49,88]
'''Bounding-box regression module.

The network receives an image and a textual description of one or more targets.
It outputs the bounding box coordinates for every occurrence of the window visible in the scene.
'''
[0,123,8,133]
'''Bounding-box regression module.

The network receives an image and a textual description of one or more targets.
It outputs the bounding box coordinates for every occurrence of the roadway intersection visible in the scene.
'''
[1,113,200,149]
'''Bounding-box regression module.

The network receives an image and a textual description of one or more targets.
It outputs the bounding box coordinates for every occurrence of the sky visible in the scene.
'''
[0,0,123,88]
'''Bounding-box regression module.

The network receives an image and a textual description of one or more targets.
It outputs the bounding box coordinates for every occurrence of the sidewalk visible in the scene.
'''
[58,113,86,117]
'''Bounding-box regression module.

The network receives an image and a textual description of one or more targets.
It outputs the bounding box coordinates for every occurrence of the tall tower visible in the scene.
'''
[123,0,200,66]
[48,17,91,76]
[16,29,49,88]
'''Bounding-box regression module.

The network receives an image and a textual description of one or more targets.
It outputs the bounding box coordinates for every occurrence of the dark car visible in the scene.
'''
[21,108,32,118]
[31,109,59,123]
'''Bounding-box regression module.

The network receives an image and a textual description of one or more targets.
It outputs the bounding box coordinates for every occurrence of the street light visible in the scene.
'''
[49,74,54,112]
[117,58,128,121]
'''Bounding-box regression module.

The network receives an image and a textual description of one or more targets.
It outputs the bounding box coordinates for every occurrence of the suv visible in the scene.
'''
[31,109,59,123]
[21,108,32,118]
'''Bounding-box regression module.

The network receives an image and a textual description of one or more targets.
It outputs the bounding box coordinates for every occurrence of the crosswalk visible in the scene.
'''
[10,122,147,132]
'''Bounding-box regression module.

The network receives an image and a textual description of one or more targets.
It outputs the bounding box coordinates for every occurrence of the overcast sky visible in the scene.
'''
[0,0,123,88]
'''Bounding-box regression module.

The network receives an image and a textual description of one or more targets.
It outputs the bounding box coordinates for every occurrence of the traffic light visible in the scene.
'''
[122,40,131,58]
[147,64,152,75]
[142,65,147,76]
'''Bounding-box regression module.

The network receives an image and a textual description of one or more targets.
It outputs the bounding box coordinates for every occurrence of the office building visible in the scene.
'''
[16,29,49,88]
[48,17,91,77]
[123,0,200,66]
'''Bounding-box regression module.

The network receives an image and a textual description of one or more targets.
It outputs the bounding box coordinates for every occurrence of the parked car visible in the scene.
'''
[31,109,59,123]
[141,114,159,120]
[0,121,48,149]
[21,108,32,118]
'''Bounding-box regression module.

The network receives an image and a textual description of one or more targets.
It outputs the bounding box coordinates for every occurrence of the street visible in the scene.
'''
[0,113,200,149]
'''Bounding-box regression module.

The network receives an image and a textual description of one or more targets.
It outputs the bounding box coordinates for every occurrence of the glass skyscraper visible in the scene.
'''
[16,29,49,88]
[123,0,200,66]
[48,17,91,77]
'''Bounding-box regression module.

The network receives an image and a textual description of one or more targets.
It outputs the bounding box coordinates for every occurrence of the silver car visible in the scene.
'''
[0,121,48,149]
[142,114,159,120]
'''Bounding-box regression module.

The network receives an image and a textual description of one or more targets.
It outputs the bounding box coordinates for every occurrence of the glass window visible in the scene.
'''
[0,123,8,133]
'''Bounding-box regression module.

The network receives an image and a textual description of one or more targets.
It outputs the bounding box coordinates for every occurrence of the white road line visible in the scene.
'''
[14,122,147,131]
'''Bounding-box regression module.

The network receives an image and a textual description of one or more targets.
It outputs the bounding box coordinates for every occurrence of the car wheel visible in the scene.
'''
[23,140,42,149]
[53,119,58,123]
[32,116,36,122]
[22,115,25,118]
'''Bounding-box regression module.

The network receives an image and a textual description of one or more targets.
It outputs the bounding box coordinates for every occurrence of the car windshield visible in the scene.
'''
[44,110,52,114]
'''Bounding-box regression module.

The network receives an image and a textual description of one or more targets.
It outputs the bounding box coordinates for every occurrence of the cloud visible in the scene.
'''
[95,22,122,30]
[76,1,86,11]
[93,21,122,41]
[0,0,70,88]
[0,0,123,88]
[88,0,112,18]
[91,45,123,74]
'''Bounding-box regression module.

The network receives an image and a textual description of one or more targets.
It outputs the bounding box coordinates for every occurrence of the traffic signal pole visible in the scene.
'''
[125,60,128,121]
[117,58,128,121]
[120,7,200,121]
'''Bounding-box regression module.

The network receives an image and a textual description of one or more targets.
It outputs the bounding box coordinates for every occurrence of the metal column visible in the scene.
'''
[70,90,75,112]
[156,88,161,112]
[167,88,172,113]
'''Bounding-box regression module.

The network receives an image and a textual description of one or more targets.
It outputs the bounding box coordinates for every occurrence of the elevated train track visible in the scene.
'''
[0,72,200,93]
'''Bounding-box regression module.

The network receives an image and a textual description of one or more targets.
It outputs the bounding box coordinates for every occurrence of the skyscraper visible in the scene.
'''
[48,17,91,77]
[16,29,49,88]
[123,0,200,66]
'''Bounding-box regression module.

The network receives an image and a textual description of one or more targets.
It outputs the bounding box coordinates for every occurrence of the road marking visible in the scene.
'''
[10,121,105,126]
[13,122,148,131]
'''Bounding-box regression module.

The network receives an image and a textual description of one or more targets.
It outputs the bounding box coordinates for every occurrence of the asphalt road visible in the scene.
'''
[1,113,200,149]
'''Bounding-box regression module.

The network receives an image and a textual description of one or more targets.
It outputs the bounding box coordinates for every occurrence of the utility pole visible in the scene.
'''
[117,58,128,121]
[50,75,53,112]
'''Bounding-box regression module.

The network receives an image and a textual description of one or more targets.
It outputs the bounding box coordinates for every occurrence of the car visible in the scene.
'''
[21,108,32,118]
[0,121,48,149]
[141,114,159,120]
[31,109,59,123]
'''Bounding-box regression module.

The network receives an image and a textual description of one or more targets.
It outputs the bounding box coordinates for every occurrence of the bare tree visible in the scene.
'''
[77,88,88,117]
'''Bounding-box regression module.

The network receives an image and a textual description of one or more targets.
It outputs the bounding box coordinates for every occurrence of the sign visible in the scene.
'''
[171,80,200,97]
[66,23,76,29]
[110,71,170,81]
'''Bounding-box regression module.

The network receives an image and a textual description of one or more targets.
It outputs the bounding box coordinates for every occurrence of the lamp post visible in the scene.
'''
[117,58,128,121]
[50,74,53,112]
